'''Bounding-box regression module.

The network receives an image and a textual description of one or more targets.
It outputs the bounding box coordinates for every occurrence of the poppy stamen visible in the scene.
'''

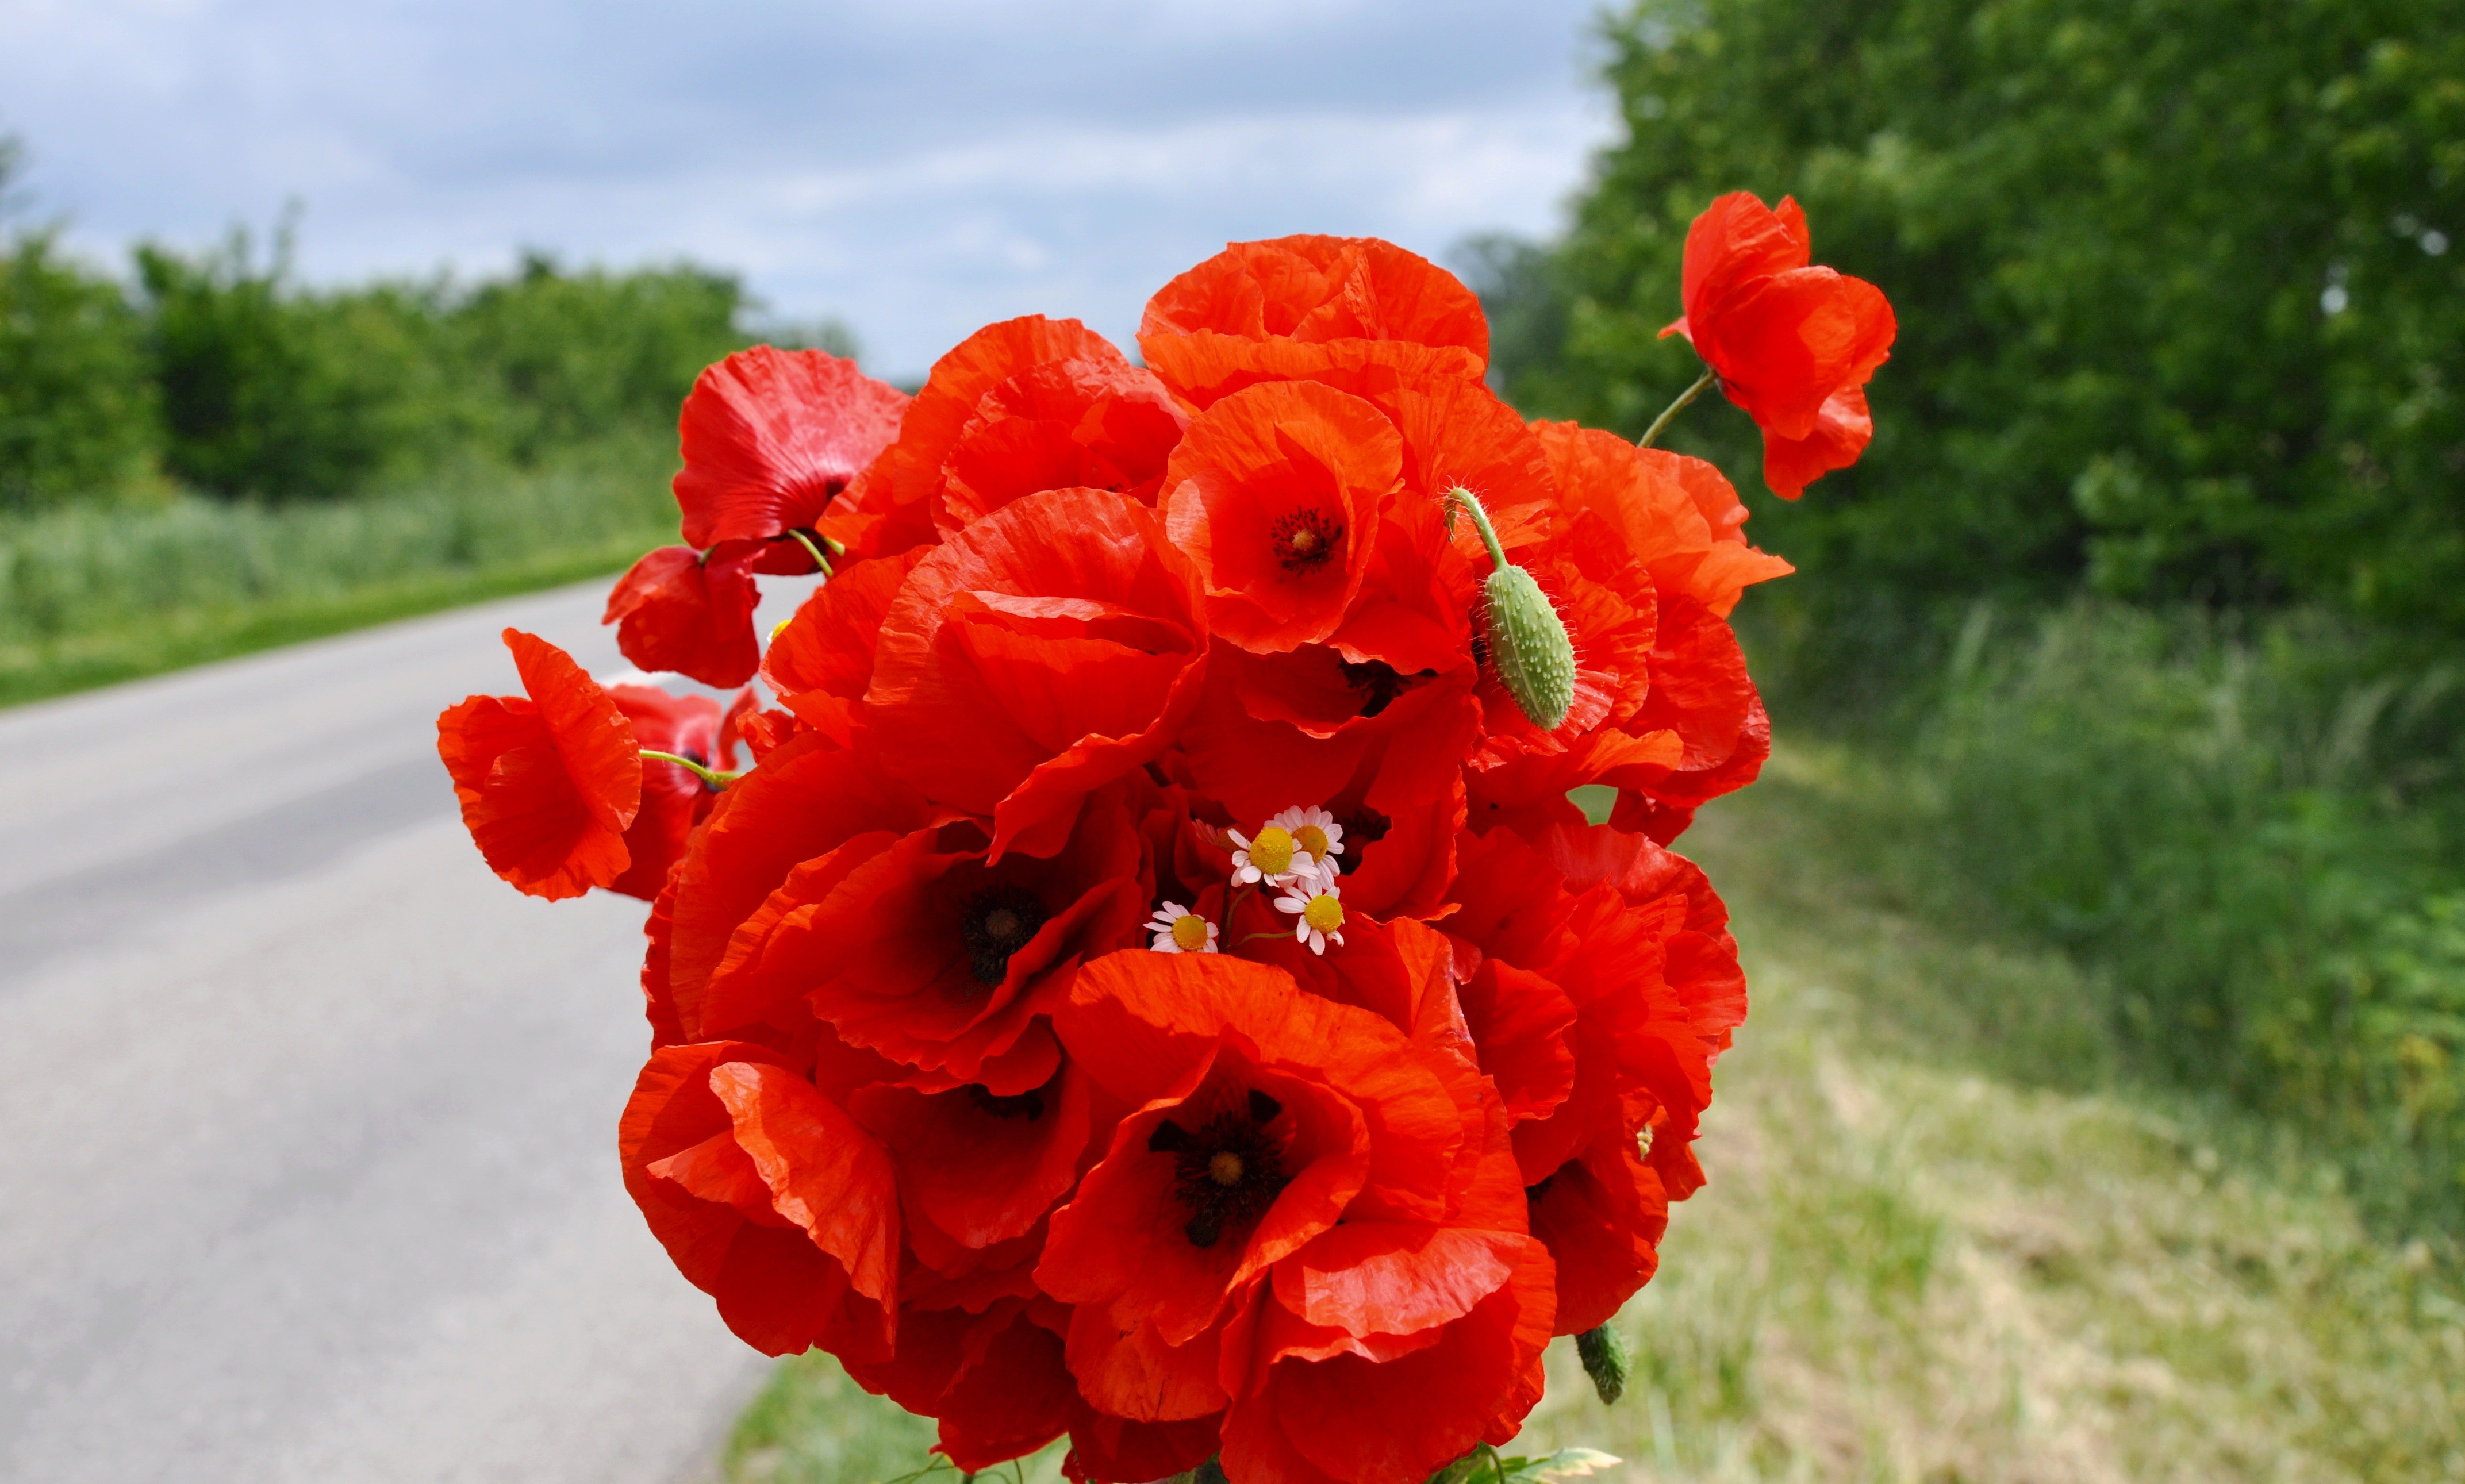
[1270,509,1344,574]
[1161,1094,1289,1248]
[961,884,1049,985]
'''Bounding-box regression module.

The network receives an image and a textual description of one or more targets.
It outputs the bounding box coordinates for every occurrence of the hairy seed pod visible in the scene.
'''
[1446,486,1575,732]
[1576,1322,1631,1405]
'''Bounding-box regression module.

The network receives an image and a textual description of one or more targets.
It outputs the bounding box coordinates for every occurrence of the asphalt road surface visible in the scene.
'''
[0,579,813,1483]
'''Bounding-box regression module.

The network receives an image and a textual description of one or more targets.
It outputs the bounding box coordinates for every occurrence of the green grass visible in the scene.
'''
[0,436,678,706]
[713,748,2465,1483]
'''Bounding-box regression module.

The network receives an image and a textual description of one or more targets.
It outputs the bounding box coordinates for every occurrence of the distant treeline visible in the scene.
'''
[1466,0,2465,1243]
[0,137,852,508]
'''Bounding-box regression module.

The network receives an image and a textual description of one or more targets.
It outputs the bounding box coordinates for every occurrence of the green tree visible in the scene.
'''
[0,137,157,506]
[452,251,748,464]
[136,222,447,500]
[1512,0,2465,631]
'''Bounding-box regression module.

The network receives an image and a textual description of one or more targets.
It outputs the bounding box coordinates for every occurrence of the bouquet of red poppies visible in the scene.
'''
[438,194,1891,1484]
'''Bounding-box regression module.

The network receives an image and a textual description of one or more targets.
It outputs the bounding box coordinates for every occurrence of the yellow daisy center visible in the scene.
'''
[1249,826,1296,876]
[1302,893,1345,934]
[1171,913,1211,952]
[1295,824,1331,861]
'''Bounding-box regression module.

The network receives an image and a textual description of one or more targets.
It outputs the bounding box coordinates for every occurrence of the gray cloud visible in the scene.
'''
[1,0,1611,376]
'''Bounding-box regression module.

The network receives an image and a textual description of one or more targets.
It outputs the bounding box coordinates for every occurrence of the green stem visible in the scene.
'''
[1637,364,1718,449]
[639,749,738,791]
[784,528,834,578]
[1443,486,1512,572]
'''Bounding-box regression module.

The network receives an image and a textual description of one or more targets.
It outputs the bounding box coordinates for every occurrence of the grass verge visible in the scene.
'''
[0,536,651,707]
[0,437,676,708]
[715,745,2465,1484]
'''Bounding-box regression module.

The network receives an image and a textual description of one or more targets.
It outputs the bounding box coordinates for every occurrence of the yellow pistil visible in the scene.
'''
[1249,826,1297,877]
[1210,1150,1247,1186]
[1294,824,1331,862]
[1172,913,1211,952]
[1303,893,1345,935]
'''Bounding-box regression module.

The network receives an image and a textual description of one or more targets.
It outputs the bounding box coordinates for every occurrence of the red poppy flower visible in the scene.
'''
[621,1039,900,1359]
[1139,334,1486,418]
[603,682,723,901]
[1150,340,1539,681]
[673,346,911,549]
[759,548,928,747]
[1531,421,1792,620]
[652,732,937,1047]
[603,541,761,689]
[1161,380,1403,654]
[1141,236,1489,363]
[1661,192,1895,499]
[437,628,640,900]
[1171,657,1476,921]
[866,486,1209,859]
[831,316,1130,559]
[848,1059,1097,1266]
[1039,951,1471,1357]
[703,785,1149,1095]
[1614,598,1769,841]
[938,359,1188,531]
[1445,822,1745,1329]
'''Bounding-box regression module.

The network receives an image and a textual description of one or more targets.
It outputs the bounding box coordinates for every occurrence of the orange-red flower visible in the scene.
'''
[1662,192,1895,499]
[1161,380,1403,654]
[651,733,937,1049]
[759,548,927,748]
[703,785,1150,1095]
[865,486,1209,858]
[621,1039,900,1358]
[1444,822,1745,1332]
[602,541,767,689]
[603,682,724,901]
[1142,236,1489,363]
[673,346,911,549]
[831,316,1149,559]
[1043,930,1555,1484]
[437,628,640,900]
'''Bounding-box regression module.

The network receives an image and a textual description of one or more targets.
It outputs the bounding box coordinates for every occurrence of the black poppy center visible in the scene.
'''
[966,1083,1046,1121]
[1271,508,1345,574]
[1336,806,1391,850]
[1149,1088,1290,1248]
[961,884,1049,985]
[1339,659,1437,719]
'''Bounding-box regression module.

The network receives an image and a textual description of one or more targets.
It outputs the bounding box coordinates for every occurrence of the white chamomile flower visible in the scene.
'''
[1264,805,1345,873]
[1273,876,1347,956]
[1226,823,1307,887]
[1147,901,1218,954]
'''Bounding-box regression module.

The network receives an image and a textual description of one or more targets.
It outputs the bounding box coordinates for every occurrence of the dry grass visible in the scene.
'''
[721,751,2465,1483]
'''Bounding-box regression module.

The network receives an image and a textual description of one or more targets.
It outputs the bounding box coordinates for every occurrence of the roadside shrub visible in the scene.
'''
[0,134,156,508]
[1499,0,2465,632]
[1869,602,2465,1236]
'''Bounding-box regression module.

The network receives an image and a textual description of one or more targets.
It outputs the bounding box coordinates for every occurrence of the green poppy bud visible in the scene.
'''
[1576,1322,1631,1405]
[1445,486,1575,732]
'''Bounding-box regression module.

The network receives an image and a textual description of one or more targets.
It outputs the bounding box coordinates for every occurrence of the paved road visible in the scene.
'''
[0,580,810,1483]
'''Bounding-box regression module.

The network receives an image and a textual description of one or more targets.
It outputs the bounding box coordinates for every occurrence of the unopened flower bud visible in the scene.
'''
[1445,486,1575,731]
[1576,1322,1631,1405]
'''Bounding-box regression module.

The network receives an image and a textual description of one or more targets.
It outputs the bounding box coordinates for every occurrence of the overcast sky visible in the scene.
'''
[0,0,1616,380]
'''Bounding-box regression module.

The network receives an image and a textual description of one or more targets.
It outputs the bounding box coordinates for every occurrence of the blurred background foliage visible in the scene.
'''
[1465,0,2465,1244]
[0,134,856,697]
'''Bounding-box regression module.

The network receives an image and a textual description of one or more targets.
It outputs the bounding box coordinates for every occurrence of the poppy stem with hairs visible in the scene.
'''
[639,749,738,791]
[1637,364,1718,450]
[784,528,835,579]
